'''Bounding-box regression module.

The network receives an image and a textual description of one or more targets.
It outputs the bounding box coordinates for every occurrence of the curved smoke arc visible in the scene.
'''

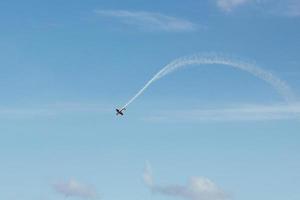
[122,54,295,109]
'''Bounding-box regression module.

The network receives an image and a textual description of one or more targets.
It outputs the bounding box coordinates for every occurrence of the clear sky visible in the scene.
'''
[0,0,300,200]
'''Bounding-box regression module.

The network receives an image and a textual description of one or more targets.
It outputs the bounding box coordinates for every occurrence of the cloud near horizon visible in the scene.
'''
[53,179,97,199]
[94,9,197,32]
[143,163,228,200]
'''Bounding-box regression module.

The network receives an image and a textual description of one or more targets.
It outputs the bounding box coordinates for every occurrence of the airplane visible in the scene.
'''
[116,108,126,116]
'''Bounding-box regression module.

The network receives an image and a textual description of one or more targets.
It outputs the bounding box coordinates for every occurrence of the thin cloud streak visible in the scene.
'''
[144,103,300,122]
[0,102,110,119]
[95,9,197,32]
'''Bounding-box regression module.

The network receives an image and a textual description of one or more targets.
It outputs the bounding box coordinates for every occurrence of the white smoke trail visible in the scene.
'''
[122,54,295,109]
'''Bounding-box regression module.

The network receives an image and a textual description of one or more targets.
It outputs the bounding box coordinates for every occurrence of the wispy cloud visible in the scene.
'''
[94,9,197,32]
[0,102,110,119]
[53,179,97,199]
[216,0,300,17]
[216,0,252,12]
[144,103,300,122]
[273,0,300,17]
[143,163,228,200]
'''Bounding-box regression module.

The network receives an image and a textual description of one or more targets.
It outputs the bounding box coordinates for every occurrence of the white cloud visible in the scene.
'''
[216,0,300,17]
[53,179,97,199]
[144,103,300,122]
[216,0,252,12]
[143,163,228,200]
[94,9,197,32]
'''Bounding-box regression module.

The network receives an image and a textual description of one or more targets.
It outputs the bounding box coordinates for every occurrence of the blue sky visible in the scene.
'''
[0,0,300,200]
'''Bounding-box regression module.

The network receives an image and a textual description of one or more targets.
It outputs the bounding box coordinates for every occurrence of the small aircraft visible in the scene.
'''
[116,108,126,116]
